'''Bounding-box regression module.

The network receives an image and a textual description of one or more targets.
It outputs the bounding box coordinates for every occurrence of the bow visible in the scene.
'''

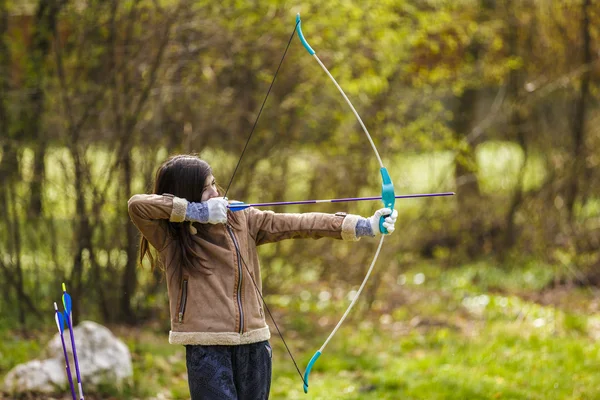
[223,14,450,394]
[295,13,395,393]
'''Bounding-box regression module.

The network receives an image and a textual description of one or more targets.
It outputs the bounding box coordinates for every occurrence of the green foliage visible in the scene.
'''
[476,141,546,193]
[0,330,43,375]
[1,0,600,397]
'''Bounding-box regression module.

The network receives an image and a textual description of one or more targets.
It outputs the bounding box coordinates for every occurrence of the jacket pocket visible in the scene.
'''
[177,278,189,323]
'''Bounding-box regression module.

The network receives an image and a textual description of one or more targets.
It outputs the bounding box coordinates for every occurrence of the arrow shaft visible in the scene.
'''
[60,333,77,400]
[228,192,454,210]
[65,314,84,399]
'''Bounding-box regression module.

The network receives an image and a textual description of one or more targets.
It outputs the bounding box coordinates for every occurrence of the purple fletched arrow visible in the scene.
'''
[228,191,455,212]
[54,302,77,400]
[62,283,85,399]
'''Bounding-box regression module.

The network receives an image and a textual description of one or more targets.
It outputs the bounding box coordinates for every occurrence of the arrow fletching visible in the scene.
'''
[54,302,65,334]
[228,202,250,212]
[62,282,72,317]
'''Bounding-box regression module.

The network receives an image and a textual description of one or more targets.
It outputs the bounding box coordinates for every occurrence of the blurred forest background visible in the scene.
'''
[1,0,599,399]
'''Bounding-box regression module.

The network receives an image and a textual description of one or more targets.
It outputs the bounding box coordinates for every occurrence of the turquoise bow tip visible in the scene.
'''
[303,350,321,393]
[296,14,315,55]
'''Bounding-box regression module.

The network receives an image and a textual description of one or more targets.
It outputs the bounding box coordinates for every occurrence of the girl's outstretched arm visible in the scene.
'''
[246,207,397,246]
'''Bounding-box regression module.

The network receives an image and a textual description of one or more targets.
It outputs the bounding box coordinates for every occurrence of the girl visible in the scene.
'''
[127,154,397,400]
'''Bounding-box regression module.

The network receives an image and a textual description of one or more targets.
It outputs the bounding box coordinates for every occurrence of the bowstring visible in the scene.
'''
[222,21,306,385]
[224,20,300,198]
[229,226,308,387]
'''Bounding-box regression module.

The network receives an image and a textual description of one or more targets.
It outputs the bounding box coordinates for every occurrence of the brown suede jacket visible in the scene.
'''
[127,193,361,346]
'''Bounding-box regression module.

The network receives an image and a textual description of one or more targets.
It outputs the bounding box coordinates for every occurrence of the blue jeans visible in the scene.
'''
[185,341,272,400]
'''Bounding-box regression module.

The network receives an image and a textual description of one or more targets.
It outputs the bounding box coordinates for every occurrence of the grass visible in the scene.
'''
[273,329,598,399]
[2,261,599,399]
[267,261,600,400]
[1,142,595,398]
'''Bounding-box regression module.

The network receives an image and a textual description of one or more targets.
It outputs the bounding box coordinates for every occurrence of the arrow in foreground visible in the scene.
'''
[54,302,77,400]
[62,283,85,400]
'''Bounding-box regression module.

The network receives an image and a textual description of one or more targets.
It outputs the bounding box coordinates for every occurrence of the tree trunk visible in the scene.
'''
[121,152,138,323]
[453,0,496,257]
[0,0,18,205]
[565,0,591,219]
[70,152,91,325]
[22,0,64,217]
[116,1,178,323]
[453,86,483,257]
[501,0,530,255]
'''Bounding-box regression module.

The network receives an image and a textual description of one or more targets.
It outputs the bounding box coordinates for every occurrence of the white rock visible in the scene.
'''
[3,320,133,395]
[3,358,65,393]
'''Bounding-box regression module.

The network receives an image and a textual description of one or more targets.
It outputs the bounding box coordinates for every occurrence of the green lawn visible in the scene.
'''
[2,261,599,399]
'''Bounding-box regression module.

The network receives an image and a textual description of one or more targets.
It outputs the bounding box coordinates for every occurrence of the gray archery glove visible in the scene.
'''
[206,197,228,224]
[186,197,228,224]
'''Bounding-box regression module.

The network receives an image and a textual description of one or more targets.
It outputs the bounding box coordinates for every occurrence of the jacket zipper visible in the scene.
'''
[178,279,188,323]
[226,225,244,334]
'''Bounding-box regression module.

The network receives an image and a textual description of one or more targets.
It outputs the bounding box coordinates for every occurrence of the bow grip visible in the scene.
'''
[379,168,395,234]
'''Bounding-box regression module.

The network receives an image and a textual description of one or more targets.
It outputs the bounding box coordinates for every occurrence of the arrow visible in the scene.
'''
[62,283,85,400]
[54,302,77,400]
[228,192,455,212]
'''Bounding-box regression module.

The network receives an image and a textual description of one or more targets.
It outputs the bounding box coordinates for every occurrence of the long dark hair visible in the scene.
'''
[139,154,219,275]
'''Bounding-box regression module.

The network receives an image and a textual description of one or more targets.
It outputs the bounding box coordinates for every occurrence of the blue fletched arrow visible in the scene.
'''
[62,284,72,316]
[62,283,85,399]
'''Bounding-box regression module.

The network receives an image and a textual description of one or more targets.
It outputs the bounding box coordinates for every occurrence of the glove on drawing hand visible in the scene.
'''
[186,197,228,224]
[206,197,228,224]
[368,208,398,235]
